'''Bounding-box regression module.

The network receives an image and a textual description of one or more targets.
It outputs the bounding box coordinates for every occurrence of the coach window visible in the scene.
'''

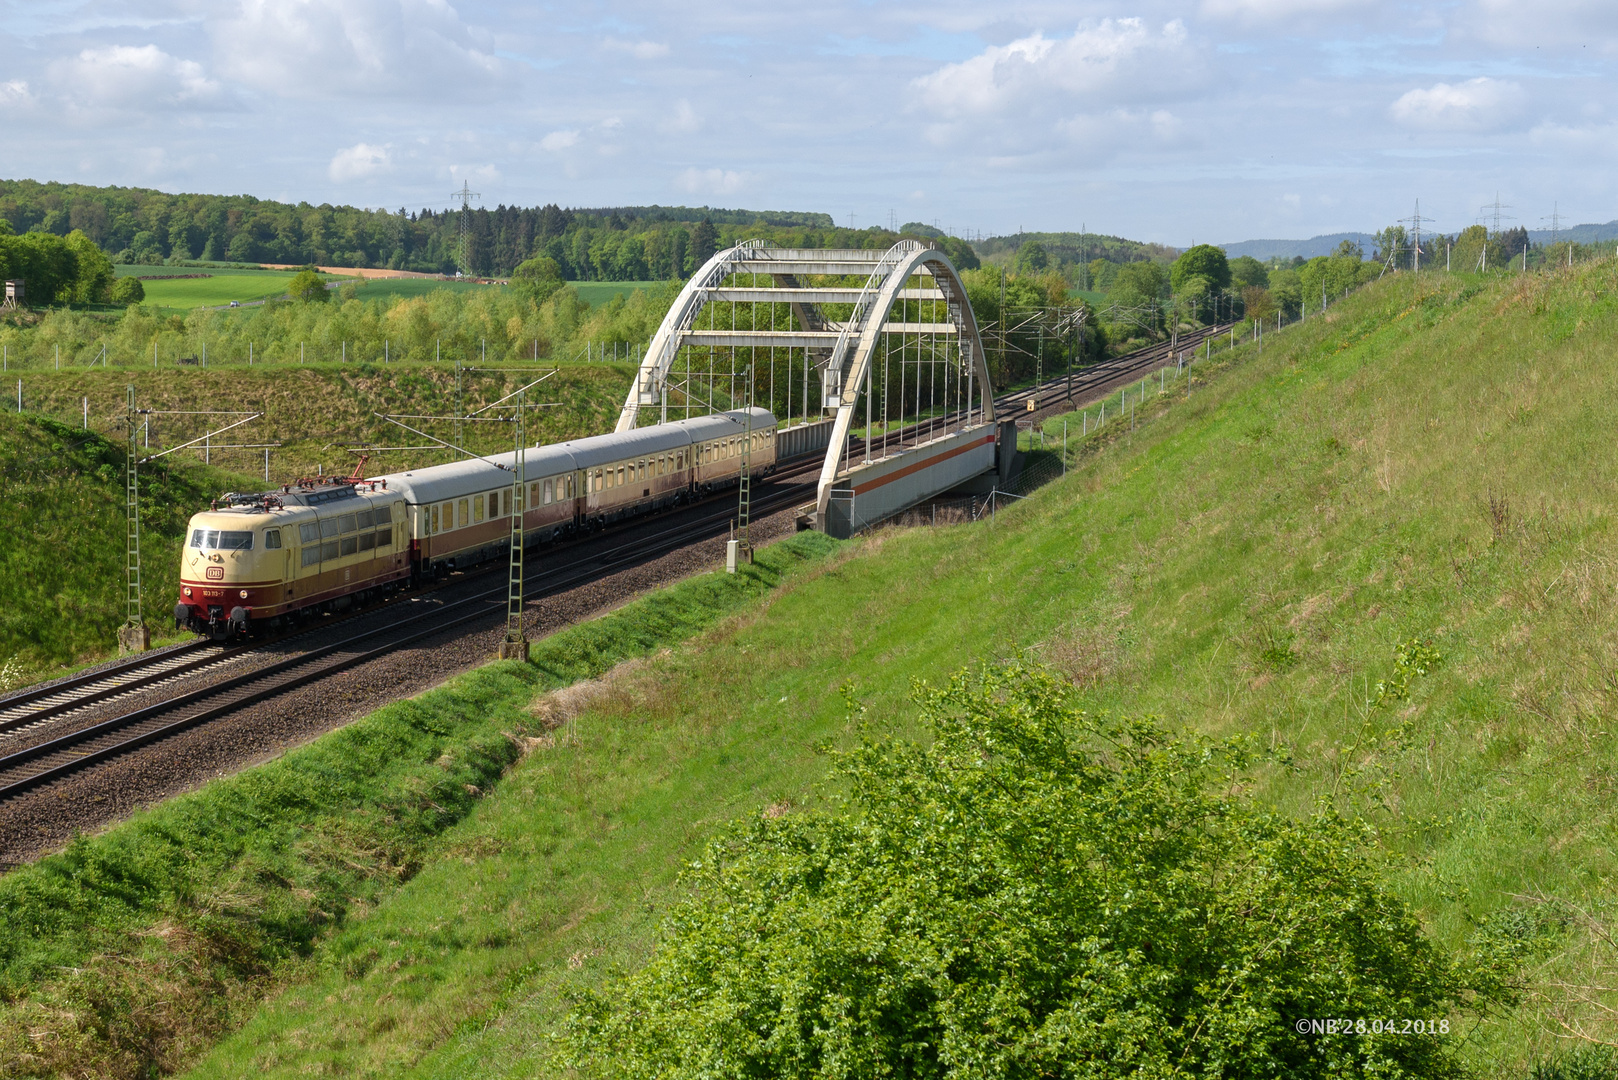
[430,505,439,533]
[488,491,499,518]
[264,529,281,549]
[457,499,469,527]
[618,465,626,486]
[474,495,484,523]
[543,479,553,504]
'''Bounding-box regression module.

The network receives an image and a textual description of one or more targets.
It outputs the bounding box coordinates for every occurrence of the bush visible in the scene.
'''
[287,268,328,303]
[566,663,1512,1079]
[109,276,144,304]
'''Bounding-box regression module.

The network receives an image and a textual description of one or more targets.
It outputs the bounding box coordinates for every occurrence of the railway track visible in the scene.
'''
[0,459,826,801]
[0,325,1232,805]
[0,640,236,735]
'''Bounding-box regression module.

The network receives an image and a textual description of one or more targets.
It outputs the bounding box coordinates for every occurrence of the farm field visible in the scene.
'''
[568,279,665,306]
[343,275,506,303]
[111,265,299,310]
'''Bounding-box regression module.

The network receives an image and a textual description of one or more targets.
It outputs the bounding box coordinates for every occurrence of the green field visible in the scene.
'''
[107,266,659,312]
[568,280,665,306]
[111,266,298,309]
[342,275,506,304]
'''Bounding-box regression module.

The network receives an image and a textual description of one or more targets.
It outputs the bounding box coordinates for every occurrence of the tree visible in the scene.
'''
[1372,226,1407,269]
[1108,261,1168,333]
[510,255,565,304]
[1171,243,1231,293]
[109,276,145,305]
[65,229,114,303]
[0,231,79,305]
[1014,239,1049,274]
[287,268,329,303]
[1229,255,1269,290]
[689,217,717,270]
[567,664,1511,1079]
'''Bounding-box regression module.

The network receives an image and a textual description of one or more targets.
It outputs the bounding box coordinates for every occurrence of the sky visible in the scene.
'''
[2,0,1616,245]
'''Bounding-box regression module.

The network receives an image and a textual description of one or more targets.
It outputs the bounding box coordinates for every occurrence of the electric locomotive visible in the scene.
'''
[176,408,777,639]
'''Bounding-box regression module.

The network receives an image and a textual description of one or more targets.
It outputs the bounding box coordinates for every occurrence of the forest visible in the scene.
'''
[0,179,976,281]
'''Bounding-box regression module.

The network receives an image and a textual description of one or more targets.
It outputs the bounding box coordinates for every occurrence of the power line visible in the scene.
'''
[450,181,481,277]
[1399,199,1436,273]
[1479,193,1513,236]
[1541,201,1565,247]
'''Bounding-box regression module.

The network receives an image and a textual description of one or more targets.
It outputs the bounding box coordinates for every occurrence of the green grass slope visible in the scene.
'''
[0,413,258,673]
[171,264,1618,1078]
[0,534,838,1080]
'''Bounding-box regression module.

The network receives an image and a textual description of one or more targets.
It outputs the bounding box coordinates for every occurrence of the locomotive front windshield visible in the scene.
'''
[189,529,254,551]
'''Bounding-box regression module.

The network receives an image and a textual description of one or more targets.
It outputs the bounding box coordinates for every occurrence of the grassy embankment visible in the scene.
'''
[163,263,1618,1079]
[0,413,259,676]
[0,532,840,1080]
[0,364,633,676]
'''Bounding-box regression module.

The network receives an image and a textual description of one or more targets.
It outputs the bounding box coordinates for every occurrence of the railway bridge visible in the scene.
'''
[614,239,1005,536]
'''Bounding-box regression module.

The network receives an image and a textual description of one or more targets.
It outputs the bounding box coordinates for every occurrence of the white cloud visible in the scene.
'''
[52,45,221,109]
[1389,77,1523,132]
[0,80,32,108]
[329,142,390,181]
[539,129,579,151]
[1202,0,1359,19]
[678,167,751,195]
[671,99,701,133]
[912,19,1191,117]
[604,38,670,60]
[213,0,498,98]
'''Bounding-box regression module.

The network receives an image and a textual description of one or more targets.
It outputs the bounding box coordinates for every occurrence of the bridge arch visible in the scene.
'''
[614,239,997,518]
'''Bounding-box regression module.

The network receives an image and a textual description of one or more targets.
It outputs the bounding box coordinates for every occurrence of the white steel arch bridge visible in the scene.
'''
[614,238,1002,531]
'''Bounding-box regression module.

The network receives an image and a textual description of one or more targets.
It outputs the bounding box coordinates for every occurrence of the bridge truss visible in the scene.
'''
[615,239,997,519]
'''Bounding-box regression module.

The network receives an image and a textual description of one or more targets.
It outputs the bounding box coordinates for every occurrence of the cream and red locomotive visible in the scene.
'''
[176,408,776,638]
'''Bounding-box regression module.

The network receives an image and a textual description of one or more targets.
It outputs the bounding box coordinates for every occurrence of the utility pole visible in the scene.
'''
[1400,199,1435,274]
[1542,202,1566,268]
[500,386,529,660]
[119,385,150,654]
[450,181,481,278]
[729,367,754,572]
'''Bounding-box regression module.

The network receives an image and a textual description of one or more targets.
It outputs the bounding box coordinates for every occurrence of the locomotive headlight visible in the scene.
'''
[183,587,192,597]
[239,590,249,599]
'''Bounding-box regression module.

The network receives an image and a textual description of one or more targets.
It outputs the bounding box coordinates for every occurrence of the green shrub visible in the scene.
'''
[566,662,1511,1079]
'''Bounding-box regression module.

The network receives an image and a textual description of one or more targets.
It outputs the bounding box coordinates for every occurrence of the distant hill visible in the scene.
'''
[1219,234,1378,261]
[972,231,1179,269]
[0,178,840,281]
[1527,221,1618,245]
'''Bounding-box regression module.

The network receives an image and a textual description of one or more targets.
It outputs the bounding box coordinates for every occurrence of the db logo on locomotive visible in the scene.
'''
[205,566,224,580]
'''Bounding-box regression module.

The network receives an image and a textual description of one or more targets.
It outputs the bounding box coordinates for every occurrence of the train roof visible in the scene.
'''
[379,409,776,504]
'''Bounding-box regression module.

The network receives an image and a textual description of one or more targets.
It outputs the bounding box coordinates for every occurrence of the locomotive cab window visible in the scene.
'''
[264,529,281,549]
[190,529,253,551]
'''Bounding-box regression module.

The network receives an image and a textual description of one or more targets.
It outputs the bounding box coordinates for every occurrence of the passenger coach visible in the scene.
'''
[176,408,777,638]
